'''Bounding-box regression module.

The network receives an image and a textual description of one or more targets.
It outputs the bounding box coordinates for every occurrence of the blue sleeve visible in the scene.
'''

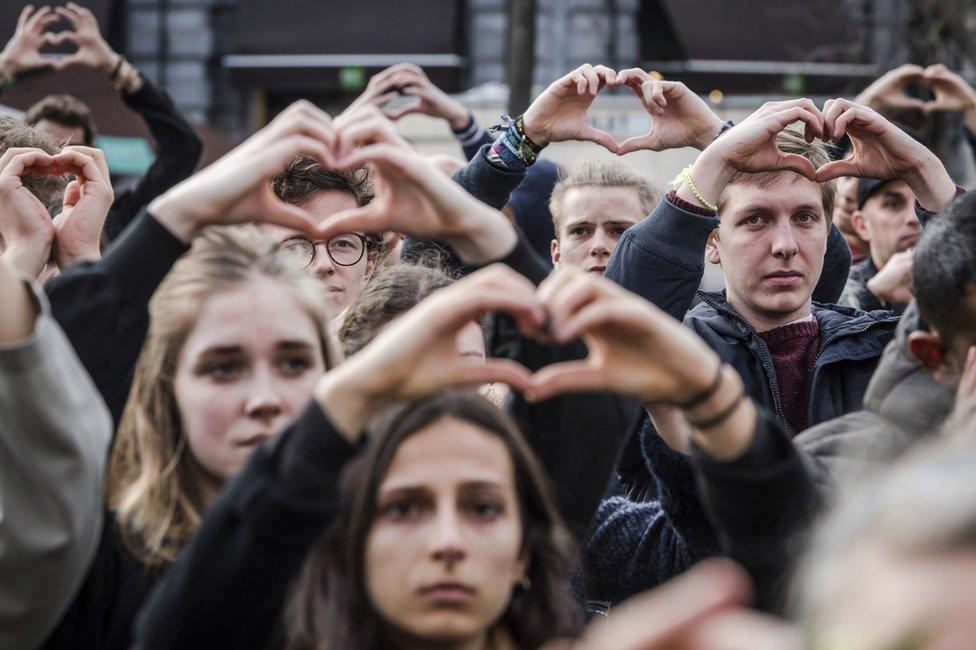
[605,196,718,321]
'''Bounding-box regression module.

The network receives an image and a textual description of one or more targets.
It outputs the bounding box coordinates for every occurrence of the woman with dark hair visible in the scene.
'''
[284,390,580,649]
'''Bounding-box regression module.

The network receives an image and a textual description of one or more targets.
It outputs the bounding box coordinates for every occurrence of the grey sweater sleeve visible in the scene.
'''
[0,282,113,649]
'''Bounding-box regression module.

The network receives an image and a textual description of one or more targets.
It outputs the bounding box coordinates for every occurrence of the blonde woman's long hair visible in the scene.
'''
[109,225,342,566]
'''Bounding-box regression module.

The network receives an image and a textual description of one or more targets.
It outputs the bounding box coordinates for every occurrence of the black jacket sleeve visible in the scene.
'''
[134,402,358,650]
[103,74,203,241]
[692,411,824,613]
[813,224,852,304]
[46,210,189,426]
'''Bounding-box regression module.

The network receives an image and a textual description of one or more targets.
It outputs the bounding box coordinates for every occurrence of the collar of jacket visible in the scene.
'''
[690,290,899,365]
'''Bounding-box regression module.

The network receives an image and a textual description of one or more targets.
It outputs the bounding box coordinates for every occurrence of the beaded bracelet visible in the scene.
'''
[671,165,718,213]
[490,114,543,167]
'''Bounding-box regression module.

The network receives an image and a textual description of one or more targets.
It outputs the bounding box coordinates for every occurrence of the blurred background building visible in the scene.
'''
[0,0,974,185]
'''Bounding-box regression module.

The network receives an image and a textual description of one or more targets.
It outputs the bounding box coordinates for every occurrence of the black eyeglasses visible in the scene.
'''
[277,234,369,269]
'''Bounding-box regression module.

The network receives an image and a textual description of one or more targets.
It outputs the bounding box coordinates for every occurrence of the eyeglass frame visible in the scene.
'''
[276,233,372,269]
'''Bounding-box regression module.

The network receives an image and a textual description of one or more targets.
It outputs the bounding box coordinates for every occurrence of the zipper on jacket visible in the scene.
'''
[697,293,789,428]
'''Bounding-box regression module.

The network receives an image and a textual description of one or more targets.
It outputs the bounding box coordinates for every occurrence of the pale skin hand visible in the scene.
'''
[0,148,59,279]
[51,2,118,73]
[855,64,928,112]
[314,264,543,439]
[321,105,518,265]
[865,249,913,305]
[352,63,471,127]
[525,267,758,460]
[610,72,725,154]
[521,63,618,151]
[0,5,62,77]
[924,64,976,133]
[816,98,957,213]
[149,100,336,243]
[677,99,824,210]
[51,147,114,268]
[543,559,803,650]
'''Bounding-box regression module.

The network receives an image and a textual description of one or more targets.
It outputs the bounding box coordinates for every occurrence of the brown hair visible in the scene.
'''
[25,94,96,146]
[719,126,837,220]
[338,262,456,357]
[548,159,659,233]
[272,154,384,255]
[0,116,67,216]
[284,390,583,649]
[108,225,343,566]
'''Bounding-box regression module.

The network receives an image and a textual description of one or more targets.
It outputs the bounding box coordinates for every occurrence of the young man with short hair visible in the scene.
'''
[839,177,920,313]
[268,155,383,319]
[548,160,658,275]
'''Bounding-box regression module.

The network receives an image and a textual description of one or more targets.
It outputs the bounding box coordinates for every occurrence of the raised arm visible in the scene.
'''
[0,256,113,649]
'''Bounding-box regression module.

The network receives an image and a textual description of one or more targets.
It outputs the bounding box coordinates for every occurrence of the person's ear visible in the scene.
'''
[908,330,948,371]
[363,251,378,281]
[550,238,561,267]
[705,229,721,265]
[850,210,871,242]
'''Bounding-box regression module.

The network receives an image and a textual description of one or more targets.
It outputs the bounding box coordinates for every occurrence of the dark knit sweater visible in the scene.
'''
[757,318,821,434]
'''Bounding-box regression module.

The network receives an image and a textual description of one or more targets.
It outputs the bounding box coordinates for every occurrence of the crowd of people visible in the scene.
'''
[3,4,976,648]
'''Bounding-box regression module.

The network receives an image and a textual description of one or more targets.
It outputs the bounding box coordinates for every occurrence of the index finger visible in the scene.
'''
[0,149,56,179]
[60,145,110,183]
[52,149,106,185]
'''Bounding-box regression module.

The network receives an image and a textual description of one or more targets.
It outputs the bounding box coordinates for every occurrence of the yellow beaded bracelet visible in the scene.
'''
[671,165,718,213]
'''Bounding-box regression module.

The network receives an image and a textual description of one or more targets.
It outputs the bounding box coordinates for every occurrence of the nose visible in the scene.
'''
[429,508,467,568]
[589,229,612,257]
[770,221,799,259]
[243,368,284,420]
[309,242,336,279]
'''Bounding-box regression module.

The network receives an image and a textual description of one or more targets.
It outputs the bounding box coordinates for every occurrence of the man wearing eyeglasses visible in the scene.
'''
[268,155,382,319]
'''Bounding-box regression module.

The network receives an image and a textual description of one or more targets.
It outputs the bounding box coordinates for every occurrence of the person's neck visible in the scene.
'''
[869,248,887,272]
[727,293,812,333]
[392,632,493,650]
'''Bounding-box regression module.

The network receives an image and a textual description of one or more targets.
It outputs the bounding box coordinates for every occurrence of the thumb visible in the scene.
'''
[452,359,534,394]
[616,133,657,155]
[62,179,81,208]
[579,125,618,154]
[777,152,818,181]
[313,203,387,241]
[815,158,859,182]
[526,360,602,402]
[387,97,423,120]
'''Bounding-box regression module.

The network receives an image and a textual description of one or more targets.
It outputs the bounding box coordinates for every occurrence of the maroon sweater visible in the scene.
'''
[757,318,821,434]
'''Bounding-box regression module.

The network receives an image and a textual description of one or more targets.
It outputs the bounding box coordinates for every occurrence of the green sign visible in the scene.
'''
[340,66,367,92]
[783,73,806,96]
[93,135,155,175]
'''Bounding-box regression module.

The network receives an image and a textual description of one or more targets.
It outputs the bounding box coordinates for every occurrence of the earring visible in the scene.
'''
[518,575,532,592]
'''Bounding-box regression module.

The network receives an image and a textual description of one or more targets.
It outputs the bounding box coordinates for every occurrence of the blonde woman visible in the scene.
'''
[42,101,343,650]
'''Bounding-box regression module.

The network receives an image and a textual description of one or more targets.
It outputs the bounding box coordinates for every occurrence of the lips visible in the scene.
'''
[587,265,607,276]
[236,432,273,447]
[763,270,804,285]
[899,233,920,248]
[418,582,476,603]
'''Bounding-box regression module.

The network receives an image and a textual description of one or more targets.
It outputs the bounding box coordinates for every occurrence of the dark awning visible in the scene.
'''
[227,0,465,92]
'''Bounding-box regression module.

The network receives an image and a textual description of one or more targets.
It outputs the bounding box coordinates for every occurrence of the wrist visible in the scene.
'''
[685,368,757,460]
[692,115,728,151]
[520,108,549,147]
[447,207,518,265]
[148,194,200,244]
[447,108,473,132]
[676,148,733,211]
[904,153,956,213]
[314,370,380,442]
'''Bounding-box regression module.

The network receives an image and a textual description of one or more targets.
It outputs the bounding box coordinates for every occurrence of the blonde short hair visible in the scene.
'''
[548,160,659,233]
[109,225,342,566]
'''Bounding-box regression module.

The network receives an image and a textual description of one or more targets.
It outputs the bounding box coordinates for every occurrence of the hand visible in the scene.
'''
[544,559,803,650]
[610,72,724,153]
[521,63,618,151]
[358,63,471,128]
[855,64,928,112]
[817,98,957,212]
[0,148,61,278]
[313,264,543,438]
[679,99,824,209]
[51,2,117,72]
[0,5,62,77]
[148,100,336,243]
[865,249,913,306]
[924,64,976,132]
[321,105,517,265]
[525,267,721,405]
[51,146,114,269]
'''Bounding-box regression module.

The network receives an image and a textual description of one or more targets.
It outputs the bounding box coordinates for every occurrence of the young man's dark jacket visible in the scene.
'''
[583,194,900,603]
